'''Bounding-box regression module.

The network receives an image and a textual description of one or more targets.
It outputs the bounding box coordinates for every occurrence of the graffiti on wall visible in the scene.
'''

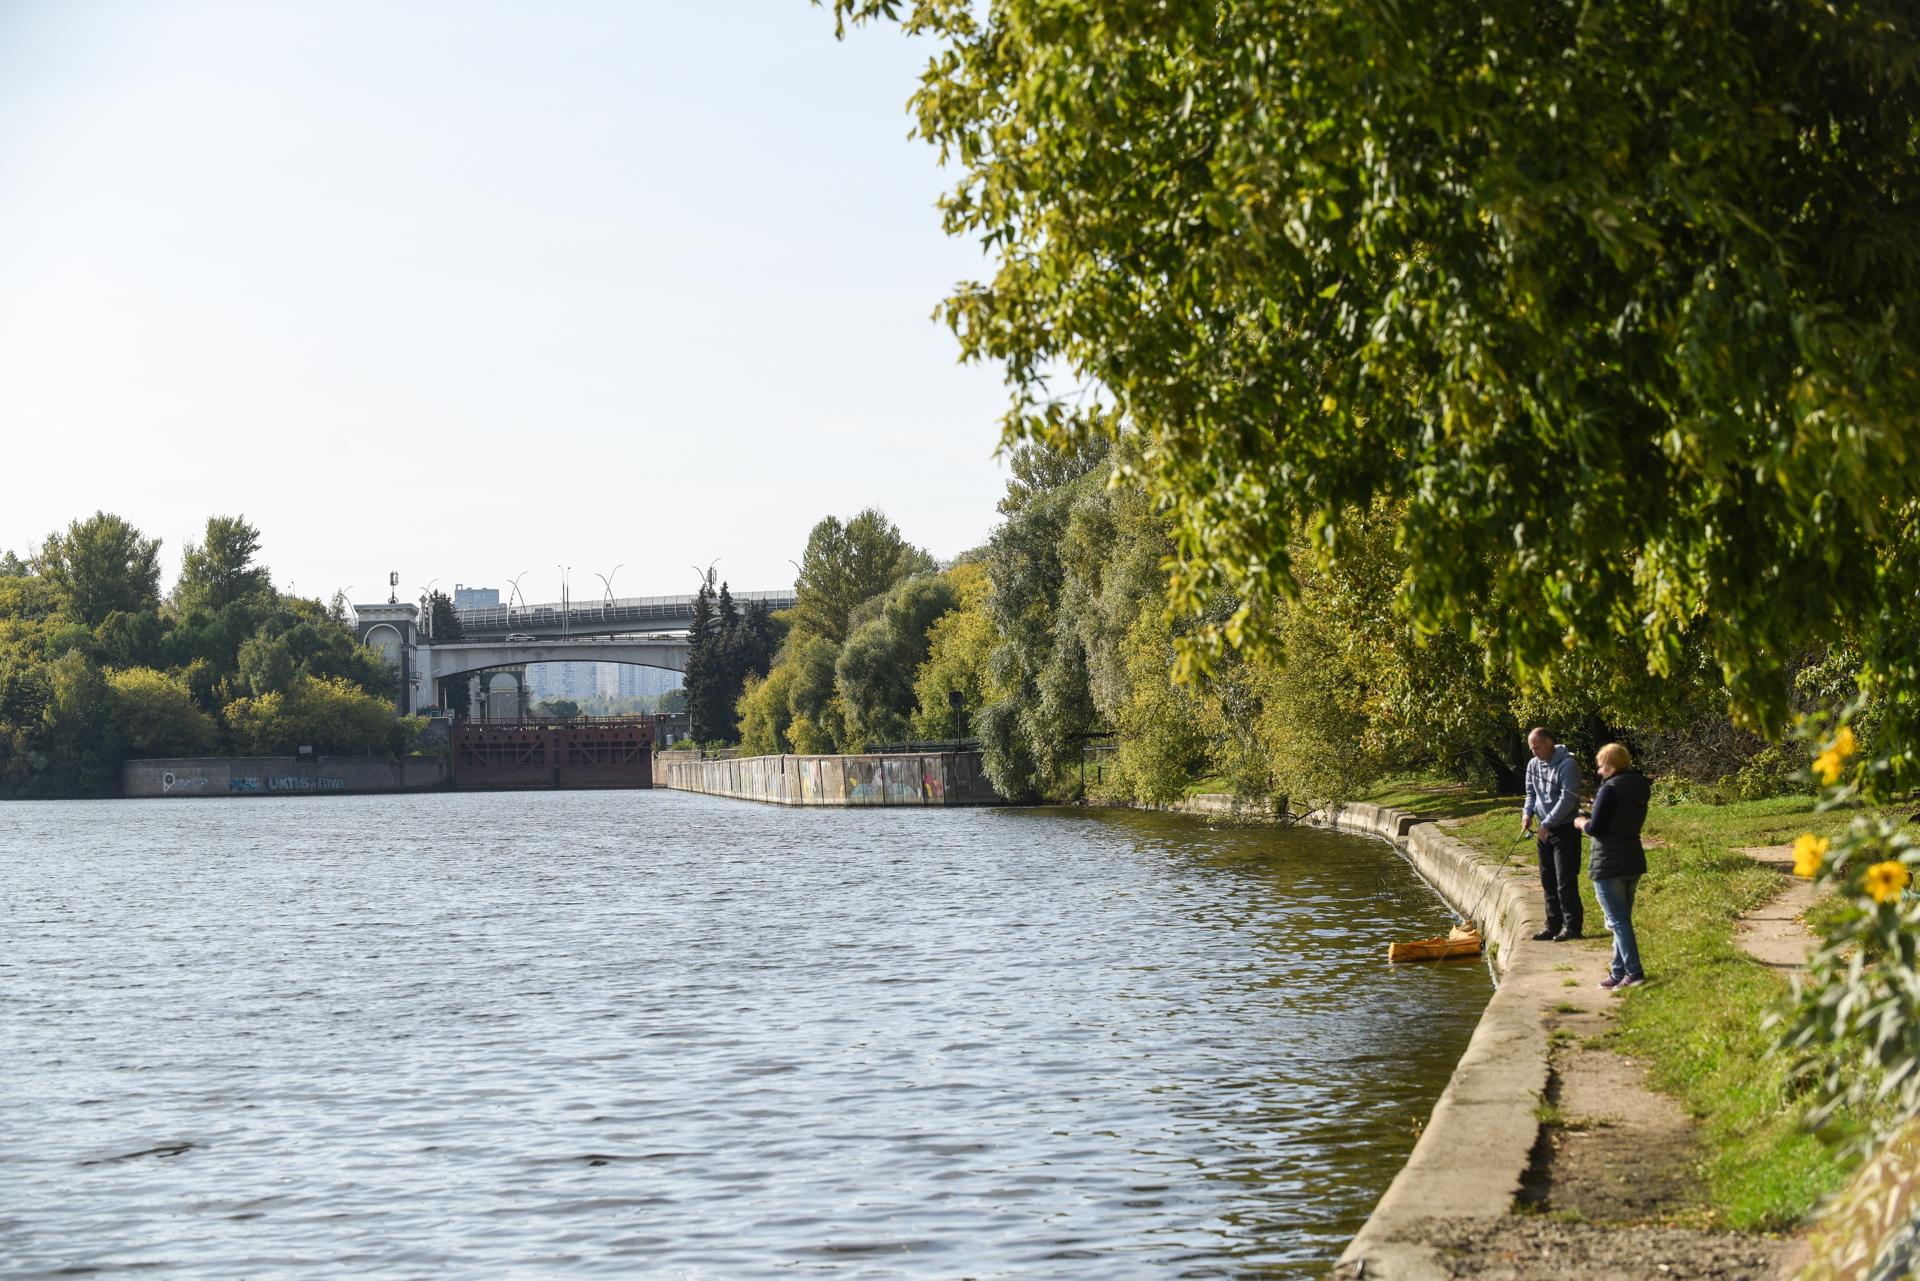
[267,776,345,793]
[160,772,208,795]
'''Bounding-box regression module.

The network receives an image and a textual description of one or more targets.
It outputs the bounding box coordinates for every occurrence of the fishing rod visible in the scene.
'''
[1458,830,1532,932]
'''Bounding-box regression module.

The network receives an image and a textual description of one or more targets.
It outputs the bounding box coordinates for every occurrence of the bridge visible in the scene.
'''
[352,601,702,716]
[453,589,795,641]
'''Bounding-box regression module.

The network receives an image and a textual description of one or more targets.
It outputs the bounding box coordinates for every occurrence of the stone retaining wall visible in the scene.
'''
[653,750,1002,806]
[1302,802,1553,1279]
[122,756,449,798]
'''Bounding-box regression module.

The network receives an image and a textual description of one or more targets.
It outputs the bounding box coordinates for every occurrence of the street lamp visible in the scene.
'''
[595,564,623,620]
[558,565,572,638]
[505,572,528,627]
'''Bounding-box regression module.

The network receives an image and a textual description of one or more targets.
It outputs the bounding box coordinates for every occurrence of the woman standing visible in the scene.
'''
[1575,743,1652,989]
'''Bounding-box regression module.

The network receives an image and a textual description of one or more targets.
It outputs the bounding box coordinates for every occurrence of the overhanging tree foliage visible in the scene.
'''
[829,0,1920,789]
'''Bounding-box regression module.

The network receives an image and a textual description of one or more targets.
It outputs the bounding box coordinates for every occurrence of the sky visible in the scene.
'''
[0,0,1014,609]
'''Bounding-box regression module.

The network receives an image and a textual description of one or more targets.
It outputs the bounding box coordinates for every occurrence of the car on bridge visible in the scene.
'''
[505,633,537,642]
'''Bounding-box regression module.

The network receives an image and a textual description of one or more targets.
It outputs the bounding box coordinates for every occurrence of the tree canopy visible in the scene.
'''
[787,509,934,645]
[829,0,1920,788]
[35,512,162,629]
[175,516,272,614]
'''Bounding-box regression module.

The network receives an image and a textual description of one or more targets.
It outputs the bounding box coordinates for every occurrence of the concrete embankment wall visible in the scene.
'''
[653,751,1002,806]
[1301,802,1552,1279]
[122,756,449,798]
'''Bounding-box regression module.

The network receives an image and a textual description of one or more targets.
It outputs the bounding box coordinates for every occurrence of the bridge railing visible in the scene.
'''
[455,590,796,632]
[455,713,665,728]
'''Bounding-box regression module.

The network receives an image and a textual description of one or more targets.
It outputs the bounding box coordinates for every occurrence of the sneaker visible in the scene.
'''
[1531,928,1560,941]
[1612,975,1646,989]
[1597,975,1622,990]
[1553,930,1583,942]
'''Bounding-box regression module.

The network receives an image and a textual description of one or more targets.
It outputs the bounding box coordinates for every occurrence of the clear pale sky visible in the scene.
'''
[0,1,1013,608]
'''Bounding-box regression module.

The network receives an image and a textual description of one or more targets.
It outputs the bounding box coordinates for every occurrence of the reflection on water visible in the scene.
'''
[1,791,1487,1278]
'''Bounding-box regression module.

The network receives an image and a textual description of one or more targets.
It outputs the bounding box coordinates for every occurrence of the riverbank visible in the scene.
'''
[1164,784,1875,1278]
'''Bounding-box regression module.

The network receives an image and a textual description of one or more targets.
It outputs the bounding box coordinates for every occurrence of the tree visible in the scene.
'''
[829,0,1920,762]
[910,560,998,738]
[175,516,271,613]
[784,636,845,754]
[39,650,119,794]
[736,666,794,757]
[226,674,413,756]
[35,512,161,628]
[682,581,779,742]
[422,589,463,642]
[788,509,934,645]
[236,632,298,697]
[108,667,216,757]
[975,441,1112,797]
[836,574,958,747]
[93,610,165,670]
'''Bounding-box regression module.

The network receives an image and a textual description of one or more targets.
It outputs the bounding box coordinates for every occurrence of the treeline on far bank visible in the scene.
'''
[0,513,414,798]
[700,436,1862,806]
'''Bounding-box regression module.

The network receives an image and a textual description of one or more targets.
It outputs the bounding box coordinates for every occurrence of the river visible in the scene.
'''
[1,790,1488,1279]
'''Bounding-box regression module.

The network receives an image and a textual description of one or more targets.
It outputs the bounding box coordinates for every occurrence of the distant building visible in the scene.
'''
[526,661,681,707]
[454,584,499,608]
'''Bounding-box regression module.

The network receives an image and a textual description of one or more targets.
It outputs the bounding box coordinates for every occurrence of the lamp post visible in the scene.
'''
[595,564,623,621]
[505,572,528,629]
[558,565,572,638]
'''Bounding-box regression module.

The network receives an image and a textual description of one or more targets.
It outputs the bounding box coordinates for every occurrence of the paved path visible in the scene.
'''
[1733,845,1821,972]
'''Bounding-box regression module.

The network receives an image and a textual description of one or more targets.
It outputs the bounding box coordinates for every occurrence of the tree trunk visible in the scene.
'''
[1481,744,1524,795]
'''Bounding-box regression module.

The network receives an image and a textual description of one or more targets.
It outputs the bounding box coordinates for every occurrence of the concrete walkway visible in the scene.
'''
[1733,845,1820,972]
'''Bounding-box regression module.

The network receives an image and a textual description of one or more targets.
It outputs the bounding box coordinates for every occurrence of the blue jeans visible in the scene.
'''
[1593,875,1643,980]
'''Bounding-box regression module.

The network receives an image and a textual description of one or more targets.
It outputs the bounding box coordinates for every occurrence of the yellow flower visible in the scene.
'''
[1812,750,1845,785]
[1864,860,1911,905]
[1792,834,1829,879]
[1812,726,1859,786]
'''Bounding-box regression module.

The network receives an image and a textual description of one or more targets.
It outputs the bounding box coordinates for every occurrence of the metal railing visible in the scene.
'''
[864,738,983,755]
[454,589,796,632]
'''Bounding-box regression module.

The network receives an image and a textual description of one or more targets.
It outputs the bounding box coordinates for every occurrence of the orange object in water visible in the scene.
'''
[1388,923,1483,963]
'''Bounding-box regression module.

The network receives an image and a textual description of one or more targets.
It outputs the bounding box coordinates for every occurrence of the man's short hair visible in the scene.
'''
[1527,726,1554,742]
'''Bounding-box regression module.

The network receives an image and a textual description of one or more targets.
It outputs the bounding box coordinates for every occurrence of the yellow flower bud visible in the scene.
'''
[1831,725,1857,760]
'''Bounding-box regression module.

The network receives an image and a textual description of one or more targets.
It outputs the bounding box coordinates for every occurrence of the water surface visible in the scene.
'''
[1,791,1488,1278]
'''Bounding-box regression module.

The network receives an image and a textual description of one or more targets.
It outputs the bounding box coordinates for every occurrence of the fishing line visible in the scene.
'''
[1459,830,1532,931]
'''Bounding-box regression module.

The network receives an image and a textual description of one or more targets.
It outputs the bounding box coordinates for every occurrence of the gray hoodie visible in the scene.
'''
[1525,744,1582,830]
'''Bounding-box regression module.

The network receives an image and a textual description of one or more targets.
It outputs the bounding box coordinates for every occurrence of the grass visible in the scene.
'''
[1363,776,1876,1231]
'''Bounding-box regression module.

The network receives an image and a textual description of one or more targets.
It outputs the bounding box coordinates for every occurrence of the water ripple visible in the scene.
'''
[0,791,1487,1279]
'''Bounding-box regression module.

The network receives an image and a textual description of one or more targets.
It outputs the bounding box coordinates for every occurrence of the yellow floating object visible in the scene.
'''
[1388,924,1484,963]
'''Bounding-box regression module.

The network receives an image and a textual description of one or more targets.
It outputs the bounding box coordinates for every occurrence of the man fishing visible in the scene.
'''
[1520,726,1583,941]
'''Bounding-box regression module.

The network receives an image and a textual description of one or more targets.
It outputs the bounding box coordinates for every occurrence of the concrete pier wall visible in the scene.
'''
[122,756,449,798]
[653,751,1002,806]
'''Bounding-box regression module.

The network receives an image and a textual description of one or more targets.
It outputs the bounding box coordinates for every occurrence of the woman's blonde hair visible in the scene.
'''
[1597,742,1634,771]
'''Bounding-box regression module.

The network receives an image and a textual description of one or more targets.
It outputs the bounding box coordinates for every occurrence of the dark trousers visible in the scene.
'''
[1537,824,1584,936]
